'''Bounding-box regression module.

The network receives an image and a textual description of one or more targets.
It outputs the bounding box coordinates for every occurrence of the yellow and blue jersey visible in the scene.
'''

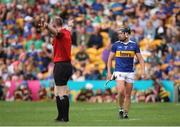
[111,40,140,72]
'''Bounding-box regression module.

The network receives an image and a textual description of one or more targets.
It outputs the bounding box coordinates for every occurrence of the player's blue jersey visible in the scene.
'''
[111,40,140,72]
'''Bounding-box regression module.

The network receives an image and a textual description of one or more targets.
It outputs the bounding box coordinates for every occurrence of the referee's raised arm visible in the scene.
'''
[44,16,63,36]
[39,16,74,36]
[44,22,59,36]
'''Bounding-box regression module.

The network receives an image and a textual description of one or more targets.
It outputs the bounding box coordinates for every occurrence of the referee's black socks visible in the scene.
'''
[56,95,69,122]
[55,96,63,121]
[62,95,69,122]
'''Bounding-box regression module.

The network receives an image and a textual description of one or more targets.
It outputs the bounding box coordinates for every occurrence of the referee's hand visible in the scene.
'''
[38,18,47,28]
[68,19,74,27]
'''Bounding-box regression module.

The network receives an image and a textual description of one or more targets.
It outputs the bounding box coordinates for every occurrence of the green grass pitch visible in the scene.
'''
[0,101,180,126]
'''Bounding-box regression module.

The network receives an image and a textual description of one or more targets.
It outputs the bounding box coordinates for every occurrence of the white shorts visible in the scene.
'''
[113,72,135,83]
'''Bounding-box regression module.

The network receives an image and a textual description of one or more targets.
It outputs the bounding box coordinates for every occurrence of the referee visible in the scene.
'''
[40,16,73,122]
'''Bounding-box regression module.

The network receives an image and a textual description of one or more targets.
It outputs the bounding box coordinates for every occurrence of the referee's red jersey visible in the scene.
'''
[52,28,71,62]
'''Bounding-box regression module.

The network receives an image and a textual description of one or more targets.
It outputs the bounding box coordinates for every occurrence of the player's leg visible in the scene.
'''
[116,80,125,119]
[114,72,126,119]
[123,72,134,119]
[123,82,133,118]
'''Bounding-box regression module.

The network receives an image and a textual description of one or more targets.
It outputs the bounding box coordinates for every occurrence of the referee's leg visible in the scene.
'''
[53,62,72,122]
[54,85,70,122]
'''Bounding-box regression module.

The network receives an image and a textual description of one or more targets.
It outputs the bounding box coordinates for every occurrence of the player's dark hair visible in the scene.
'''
[118,27,131,34]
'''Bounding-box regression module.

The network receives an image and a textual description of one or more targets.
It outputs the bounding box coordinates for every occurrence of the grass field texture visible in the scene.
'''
[0,101,180,126]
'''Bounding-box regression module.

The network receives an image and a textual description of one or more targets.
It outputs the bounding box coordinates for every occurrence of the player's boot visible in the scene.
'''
[119,109,124,119]
[123,112,129,119]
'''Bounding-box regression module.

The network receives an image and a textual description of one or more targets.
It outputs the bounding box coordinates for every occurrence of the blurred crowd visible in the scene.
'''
[76,77,171,103]
[0,77,170,102]
[0,0,180,101]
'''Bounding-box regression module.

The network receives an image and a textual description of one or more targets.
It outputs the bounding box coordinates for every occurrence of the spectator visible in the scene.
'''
[92,0,104,12]
[0,77,4,100]
[14,86,23,101]
[136,91,146,103]
[76,25,90,46]
[90,89,103,103]
[87,26,103,49]
[144,20,156,40]
[103,88,114,103]
[72,69,85,81]
[101,42,111,64]
[146,50,161,65]
[49,86,55,100]
[138,13,148,28]
[21,85,32,101]
[111,0,124,18]
[38,86,48,101]
[76,88,88,102]
[155,19,166,39]
[159,86,170,102]
[164,47,174,64]
[14,84,32,101]
[85,64,101,80]
[168,36,180,52]
[145,88,157,103]
[75,45,89,66]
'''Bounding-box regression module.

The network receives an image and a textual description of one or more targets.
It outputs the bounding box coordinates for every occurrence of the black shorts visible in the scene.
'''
[53,61,72,86]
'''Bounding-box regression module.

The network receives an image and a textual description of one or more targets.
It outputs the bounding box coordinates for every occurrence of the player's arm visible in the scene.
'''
[136,53,145,78]
[107,52,115,80]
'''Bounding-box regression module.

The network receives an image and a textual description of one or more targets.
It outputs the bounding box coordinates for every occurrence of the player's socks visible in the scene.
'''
[119,108,124,119]
[55,96,63,121]
[123,112,128,119]
[119,107,123,111]
[62,95,69,122]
